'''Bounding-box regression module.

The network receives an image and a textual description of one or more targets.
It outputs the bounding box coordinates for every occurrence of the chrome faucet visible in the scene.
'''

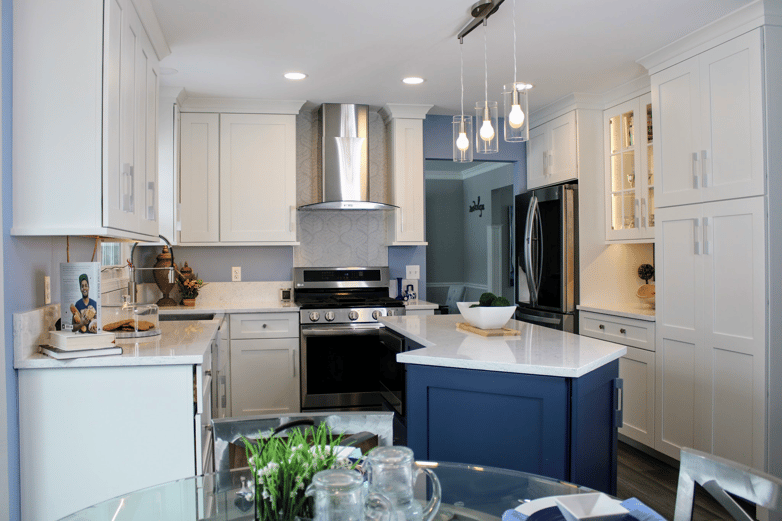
[127,235,175,304]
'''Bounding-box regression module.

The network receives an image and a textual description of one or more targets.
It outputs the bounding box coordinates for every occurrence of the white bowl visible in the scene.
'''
[457,301,516,330]
[553,493,628,521]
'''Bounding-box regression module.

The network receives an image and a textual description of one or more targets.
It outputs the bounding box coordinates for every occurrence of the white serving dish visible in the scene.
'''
[553,493,628,521]
[457,301,516,330]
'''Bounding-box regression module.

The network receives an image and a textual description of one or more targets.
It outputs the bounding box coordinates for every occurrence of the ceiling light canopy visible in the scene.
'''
[284,72,307,80]
[402,77,425,85]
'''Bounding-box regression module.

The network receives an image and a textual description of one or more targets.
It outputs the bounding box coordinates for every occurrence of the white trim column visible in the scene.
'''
[0,0,10,515]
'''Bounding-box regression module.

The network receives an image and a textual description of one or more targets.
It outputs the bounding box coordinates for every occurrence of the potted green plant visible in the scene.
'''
[243,423,358,521]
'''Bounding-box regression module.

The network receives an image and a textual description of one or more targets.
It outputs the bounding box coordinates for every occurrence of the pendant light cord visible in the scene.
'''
[512,0,517,84]
[483,20,488,108]
[460,40,465,121]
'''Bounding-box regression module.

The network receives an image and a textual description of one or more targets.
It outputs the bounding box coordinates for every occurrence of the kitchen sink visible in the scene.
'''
[159,313,216,321]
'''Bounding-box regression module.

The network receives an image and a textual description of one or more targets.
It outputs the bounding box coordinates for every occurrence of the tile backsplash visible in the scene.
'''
[295,211,388,267]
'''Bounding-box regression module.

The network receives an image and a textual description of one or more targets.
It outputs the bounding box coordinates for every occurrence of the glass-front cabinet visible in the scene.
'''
[604,93,654,242]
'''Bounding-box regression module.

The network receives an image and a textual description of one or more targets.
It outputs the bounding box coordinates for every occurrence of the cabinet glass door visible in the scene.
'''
[645,100,655,230]
[609,109,636,232]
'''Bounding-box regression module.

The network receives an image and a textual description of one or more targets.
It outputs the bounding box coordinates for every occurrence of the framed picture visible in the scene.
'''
[60,262,101,333]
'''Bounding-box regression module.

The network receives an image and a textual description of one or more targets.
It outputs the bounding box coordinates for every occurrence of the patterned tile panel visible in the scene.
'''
[294,211,388,267]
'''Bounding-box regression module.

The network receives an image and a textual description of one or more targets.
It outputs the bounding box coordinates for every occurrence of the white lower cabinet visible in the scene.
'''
[230,313,301,416]
[18,363,209,521]
[579,310,656,447]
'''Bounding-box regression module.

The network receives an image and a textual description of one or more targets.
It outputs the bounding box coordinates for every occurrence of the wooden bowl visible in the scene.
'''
[637,284,655,299]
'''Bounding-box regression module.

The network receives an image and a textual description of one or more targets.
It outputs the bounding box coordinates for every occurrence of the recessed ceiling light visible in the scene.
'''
[284,72,307,80]
[403,77,425,85]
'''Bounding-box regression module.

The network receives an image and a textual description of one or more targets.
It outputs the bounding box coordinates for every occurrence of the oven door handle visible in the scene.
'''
[301,325,384,336]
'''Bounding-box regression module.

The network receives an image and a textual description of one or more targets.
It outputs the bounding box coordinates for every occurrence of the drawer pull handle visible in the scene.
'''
[598,324,605,330]
[620,328,627,334]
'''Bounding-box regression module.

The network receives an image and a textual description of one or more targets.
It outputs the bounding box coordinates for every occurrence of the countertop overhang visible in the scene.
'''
[380,314,626,378]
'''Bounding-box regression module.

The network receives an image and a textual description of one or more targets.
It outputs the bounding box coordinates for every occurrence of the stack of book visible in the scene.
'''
[40,331,122,360]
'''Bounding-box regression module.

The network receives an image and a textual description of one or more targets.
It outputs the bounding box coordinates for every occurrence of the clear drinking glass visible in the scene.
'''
[365,447,441,521]
[306,469,395,521]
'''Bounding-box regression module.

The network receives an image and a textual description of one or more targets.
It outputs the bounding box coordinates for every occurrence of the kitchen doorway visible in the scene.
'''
[424,160,515,310]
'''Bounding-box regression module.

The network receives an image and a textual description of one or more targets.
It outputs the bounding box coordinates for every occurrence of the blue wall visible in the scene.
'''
[423,115,527,195]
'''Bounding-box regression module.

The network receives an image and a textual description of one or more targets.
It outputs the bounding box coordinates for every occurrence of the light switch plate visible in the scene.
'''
[232,267,241,282]
[405,265,420,280]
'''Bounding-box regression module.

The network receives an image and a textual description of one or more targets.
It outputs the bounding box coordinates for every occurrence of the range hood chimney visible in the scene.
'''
[298,103,397,211]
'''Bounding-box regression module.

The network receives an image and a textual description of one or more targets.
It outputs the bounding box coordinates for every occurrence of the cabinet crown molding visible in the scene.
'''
[130,0,171,60]
[637,0,782,74]
[179,98,307,114]
[529,93,602,129]
[379,104,434,123]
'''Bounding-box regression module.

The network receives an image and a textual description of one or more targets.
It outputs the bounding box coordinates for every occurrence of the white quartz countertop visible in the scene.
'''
[380,314,626,378]
[158,302,299,314]
[577,303,655,321]
[16,320,220,369]
[404,300,439,310]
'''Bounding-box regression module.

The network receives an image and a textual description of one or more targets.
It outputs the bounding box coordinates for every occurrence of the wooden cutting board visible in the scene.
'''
[457,322,521,337]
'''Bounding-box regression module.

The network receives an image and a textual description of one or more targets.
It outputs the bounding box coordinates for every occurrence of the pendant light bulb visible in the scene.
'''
[456,131,470,151]
[480,118,495,141]
[508,103,525,129]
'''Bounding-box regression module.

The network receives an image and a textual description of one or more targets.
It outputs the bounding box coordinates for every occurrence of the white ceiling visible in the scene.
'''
[150,0,752,115]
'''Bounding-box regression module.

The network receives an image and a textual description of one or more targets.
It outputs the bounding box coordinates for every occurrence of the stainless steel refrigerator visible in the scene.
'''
[514,182,578,332]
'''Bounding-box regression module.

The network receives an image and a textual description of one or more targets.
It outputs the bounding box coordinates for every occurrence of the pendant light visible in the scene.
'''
[453,38,473,162]
[475,20,498,154]
[503,0,530,142]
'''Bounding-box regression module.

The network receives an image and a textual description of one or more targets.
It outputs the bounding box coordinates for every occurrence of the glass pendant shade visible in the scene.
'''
[503,83,530,142]
[452,115,474,162]
[475,101,499,154]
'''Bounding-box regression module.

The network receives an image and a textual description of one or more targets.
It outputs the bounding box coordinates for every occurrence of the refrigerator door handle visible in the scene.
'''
[524,195,538,304]
[534,201,544,296]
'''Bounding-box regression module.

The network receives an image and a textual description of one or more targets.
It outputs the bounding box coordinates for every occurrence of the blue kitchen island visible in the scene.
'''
[380,314,627,495]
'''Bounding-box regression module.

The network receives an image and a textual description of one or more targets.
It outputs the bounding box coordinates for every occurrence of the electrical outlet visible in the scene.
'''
[232,267,241,282]
[405,265,420,280]
[44,275,51,304]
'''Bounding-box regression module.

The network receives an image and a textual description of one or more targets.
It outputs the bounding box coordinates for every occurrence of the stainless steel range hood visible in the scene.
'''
[298,103,397,211]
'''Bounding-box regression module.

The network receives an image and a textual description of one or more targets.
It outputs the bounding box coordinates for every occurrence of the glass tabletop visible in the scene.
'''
[59,461,594,521]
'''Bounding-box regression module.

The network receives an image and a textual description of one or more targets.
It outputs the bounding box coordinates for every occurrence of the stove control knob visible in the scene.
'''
[348,311,359,321]
[325,311,335,322]
[309,312,320,322]
[372,310,383,320]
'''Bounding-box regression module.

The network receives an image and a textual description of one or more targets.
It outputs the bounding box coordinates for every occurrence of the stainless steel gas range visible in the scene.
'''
[294,267,406,410]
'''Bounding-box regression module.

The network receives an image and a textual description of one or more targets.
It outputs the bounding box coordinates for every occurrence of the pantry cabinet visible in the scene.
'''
[651,29,764,209]
[230,313,301,416]
[12,0,161,241]
[655,197,765,467]
[604,94,655,242]
[526,111,577,189]
[178,113,299,245]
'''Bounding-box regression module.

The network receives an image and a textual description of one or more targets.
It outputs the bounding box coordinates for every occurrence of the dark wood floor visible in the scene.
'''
[616,441,752,520]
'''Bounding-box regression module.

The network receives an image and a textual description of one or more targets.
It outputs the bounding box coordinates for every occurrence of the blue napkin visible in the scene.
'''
[502,497,665,521]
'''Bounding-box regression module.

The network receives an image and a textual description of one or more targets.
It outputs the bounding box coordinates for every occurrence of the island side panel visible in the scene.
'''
[406,364,569,481]
[569,359,620,495]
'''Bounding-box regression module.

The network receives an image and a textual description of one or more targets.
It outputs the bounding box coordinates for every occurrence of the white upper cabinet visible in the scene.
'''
[652,29,764,208]
[604,94,655,242]
[178,112,299,245]
[382,104,432,245]
[12,0,163,241]
[180,113,220,243]
[526,110,577,189]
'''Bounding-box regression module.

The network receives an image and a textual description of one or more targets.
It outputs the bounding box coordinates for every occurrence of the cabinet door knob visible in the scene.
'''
[598,324,605,330]
[620,328,626,334]
[262,324,267,329]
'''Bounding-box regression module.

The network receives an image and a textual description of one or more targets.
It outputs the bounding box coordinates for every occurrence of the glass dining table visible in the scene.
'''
[59,461,595,521]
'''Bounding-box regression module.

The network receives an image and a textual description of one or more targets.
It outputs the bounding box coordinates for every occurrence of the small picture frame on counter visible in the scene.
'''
[60,262,101,333]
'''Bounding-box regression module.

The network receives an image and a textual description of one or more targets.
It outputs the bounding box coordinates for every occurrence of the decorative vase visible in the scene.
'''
[182,298,196,307]
[153,246,178,307]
